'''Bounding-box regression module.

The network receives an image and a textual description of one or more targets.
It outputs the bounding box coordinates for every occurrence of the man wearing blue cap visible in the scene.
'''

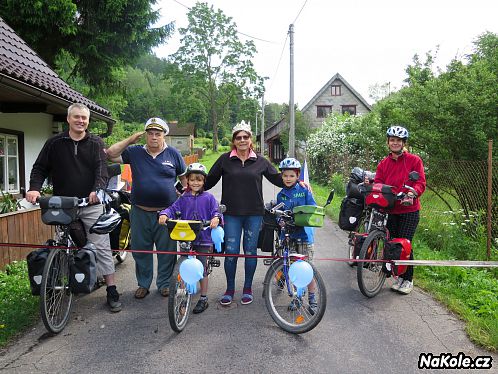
[106,117,187,299]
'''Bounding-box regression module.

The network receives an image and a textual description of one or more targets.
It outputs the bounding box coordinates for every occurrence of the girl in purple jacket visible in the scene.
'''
[158,163,221,314]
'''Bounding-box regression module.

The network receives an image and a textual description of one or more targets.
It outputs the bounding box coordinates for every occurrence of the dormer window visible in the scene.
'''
[331,85,341,96]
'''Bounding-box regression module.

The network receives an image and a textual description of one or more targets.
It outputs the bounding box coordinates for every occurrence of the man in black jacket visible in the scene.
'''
[27,103,121,312]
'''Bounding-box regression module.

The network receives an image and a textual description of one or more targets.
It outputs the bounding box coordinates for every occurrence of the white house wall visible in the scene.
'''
[0,112,53,189]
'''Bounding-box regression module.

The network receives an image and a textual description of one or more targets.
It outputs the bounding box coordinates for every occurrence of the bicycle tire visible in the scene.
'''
[40,247,73,334]
[263,258,327,334]
[356,229,387,298]
[168,257,192,332]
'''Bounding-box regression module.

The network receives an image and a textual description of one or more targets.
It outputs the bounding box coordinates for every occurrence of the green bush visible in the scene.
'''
[329,173,346,196]
[221,137,230,146]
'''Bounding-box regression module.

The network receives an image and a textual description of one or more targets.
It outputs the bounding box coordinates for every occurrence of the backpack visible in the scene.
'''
[338,197,364,231]
[26,240,54,296]
[382,238,412,276]
[69,242,97,294]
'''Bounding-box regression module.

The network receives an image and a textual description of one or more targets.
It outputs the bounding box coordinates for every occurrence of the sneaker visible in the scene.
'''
[241,288,253,305]
[391,277,404,291]
[106,287,122,313]
[193,298,209,314]
[288,298,302,311]
[398,280,413,295]
[308,295,318,316]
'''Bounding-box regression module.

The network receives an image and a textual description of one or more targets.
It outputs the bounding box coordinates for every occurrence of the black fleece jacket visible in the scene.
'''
[205,151,284,216]
[29,130,108,198]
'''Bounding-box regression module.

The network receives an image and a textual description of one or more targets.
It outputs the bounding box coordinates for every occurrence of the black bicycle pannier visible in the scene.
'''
[351,233,368,260]
[26,240,54,295]
[69,219,87,248]
[39,196,79,225]
[346,180,364,200]
[69,243,97,294]
[257,226,276,252]
[338,197,364,231]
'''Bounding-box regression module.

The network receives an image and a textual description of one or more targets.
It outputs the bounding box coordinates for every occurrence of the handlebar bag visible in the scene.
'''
[39,196,79,225]
[69,243,97,294]
[339,197,364,231]
[382,238,412,276]
[364,184,395,209]
[26,240,54,295]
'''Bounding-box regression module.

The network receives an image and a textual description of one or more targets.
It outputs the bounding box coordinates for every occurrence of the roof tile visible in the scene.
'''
[0,17,111,117]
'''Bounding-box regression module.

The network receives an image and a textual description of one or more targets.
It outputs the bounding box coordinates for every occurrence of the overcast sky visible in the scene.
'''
[154,0,497,107]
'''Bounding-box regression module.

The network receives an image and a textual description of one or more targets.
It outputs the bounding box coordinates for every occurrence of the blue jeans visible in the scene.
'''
[223,215,263,291]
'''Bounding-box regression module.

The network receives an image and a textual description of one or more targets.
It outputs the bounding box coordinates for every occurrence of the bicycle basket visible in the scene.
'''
[292,205,325,227]
[364,184,395,210]
[39,196,79,225]
[166,220,203,241]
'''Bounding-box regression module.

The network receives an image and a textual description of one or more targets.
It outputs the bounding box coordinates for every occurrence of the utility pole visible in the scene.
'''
[261,94,265,156]
[288,24,295,157]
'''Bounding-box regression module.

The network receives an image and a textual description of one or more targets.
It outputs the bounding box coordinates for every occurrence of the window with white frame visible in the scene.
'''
[0,134,20,193]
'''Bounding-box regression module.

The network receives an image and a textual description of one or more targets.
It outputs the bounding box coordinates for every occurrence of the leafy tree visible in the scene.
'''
[170,2,265,151]
[0,0,172,87]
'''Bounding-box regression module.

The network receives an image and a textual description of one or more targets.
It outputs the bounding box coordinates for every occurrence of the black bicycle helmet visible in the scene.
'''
[89,207,121,234]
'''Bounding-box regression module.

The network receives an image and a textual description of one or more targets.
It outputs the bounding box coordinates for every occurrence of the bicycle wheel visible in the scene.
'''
[168,257,192,332]
[40,247,73,334]
[263,258,327,334]
[356,229,387,298]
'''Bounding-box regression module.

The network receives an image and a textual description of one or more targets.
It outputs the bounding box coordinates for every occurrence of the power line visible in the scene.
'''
[170,0,277,44]
[267,34,289,96]
[292,0,308,24]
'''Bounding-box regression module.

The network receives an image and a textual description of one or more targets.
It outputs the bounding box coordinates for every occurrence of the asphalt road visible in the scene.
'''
[1,179,496,373]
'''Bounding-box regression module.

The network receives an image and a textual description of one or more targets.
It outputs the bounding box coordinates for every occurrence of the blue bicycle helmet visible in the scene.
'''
[279,157,302,170]
[386,125,409,140]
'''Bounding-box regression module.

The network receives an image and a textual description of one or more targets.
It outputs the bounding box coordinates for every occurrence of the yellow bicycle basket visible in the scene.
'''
[166,220,203,241]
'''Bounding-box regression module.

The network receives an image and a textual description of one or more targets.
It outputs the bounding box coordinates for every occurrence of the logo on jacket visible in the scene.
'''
[162,160,174,167]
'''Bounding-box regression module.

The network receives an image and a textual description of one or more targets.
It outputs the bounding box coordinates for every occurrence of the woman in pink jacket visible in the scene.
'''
[373,125,426,295]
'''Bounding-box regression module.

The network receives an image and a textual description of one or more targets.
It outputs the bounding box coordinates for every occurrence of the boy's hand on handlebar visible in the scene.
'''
[210,216,220,229]
[158,215,168,225]
[26,190,40,204]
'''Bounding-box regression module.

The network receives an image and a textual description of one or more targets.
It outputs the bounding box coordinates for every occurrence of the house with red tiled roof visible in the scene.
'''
[165,121,195,155]
[0,17,115,197]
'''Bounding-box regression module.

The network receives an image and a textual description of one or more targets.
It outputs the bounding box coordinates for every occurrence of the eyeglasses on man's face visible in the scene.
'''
[234,135,250,141]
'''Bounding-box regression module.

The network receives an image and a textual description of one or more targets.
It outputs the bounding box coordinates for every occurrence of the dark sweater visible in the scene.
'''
[29,130,108,198]
[205,151,284,216]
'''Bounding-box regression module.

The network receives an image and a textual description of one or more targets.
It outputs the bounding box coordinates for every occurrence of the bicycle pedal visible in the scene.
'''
[210,259,220,267]
[263,259,273,266]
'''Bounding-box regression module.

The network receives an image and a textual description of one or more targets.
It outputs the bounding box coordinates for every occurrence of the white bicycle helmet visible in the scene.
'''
[89,207,121,234]
[186,162,208,177]
[386,125,409,140]
[279,157,302,170]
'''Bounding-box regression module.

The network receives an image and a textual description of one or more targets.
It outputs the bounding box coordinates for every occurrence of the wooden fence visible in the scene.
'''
[0,208,54,270]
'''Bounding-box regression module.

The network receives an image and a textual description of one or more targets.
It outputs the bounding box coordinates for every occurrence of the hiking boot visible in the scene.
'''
[193,298,209,314]
[106,287,122,313]
[398,280,413,295]
[391,277,404,292]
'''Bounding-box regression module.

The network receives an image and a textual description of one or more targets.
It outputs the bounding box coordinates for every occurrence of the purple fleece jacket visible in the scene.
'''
[159,191,220,246]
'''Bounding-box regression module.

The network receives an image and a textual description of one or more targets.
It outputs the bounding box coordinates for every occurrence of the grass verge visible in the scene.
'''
[0,261,39,347]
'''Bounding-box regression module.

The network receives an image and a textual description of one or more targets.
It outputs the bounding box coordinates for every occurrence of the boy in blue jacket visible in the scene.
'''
[277,157,318,314]
[159,163,221,314]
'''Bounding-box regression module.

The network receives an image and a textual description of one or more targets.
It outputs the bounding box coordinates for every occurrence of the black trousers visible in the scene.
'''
[386,210,420,281]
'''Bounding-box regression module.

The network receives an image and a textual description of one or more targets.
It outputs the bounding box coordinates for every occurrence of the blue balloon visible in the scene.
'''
[179,257,204,287]
[289,260,314,288]
[211,226,224,253]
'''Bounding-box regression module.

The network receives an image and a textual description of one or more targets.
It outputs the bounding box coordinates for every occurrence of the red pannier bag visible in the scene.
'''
[365,183,396,210]
[383,238,412,276]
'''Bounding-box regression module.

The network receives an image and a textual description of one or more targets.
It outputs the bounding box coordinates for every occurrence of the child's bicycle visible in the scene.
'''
[166,206,225,332]
[356,171,419,297]
[262,190,334,334]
